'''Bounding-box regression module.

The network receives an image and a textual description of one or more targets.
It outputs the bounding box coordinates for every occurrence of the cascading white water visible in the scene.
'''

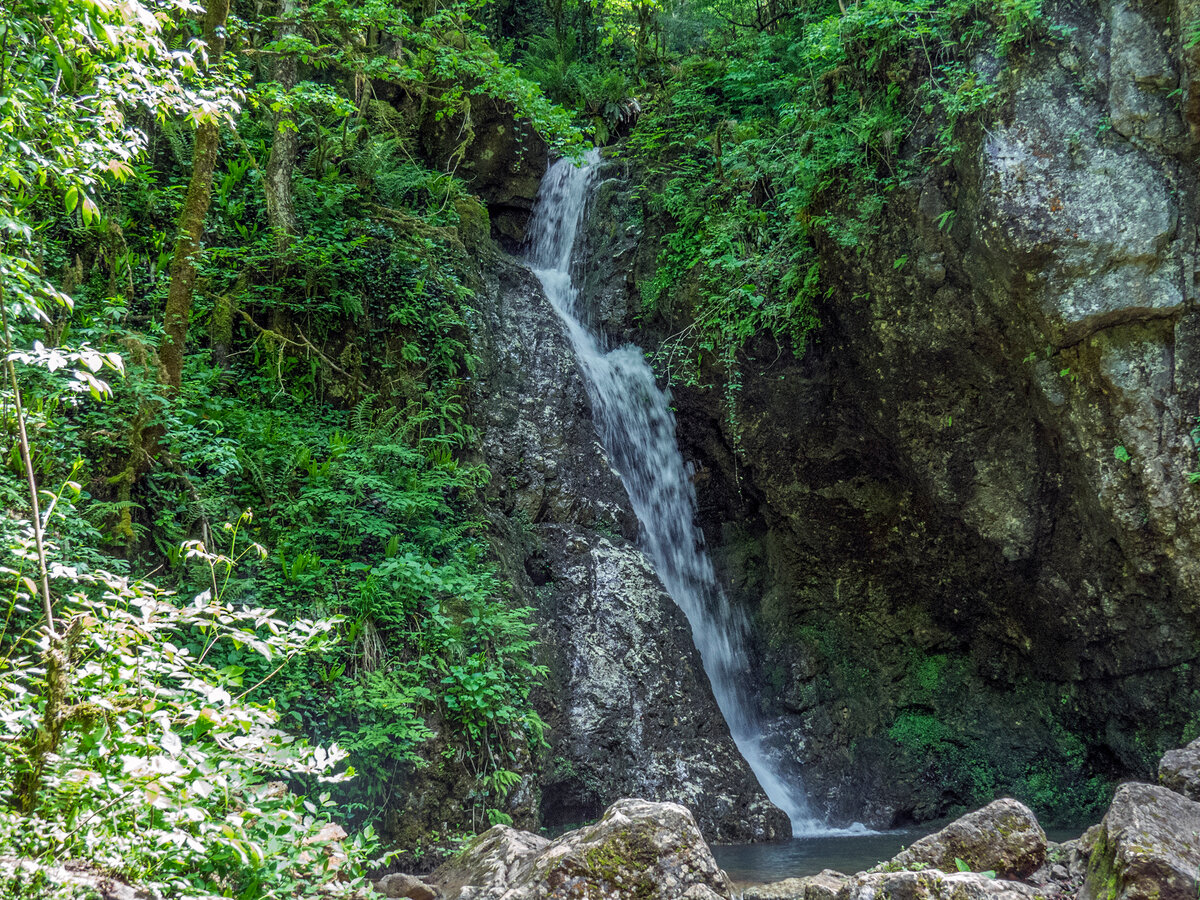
[525,149,840,837]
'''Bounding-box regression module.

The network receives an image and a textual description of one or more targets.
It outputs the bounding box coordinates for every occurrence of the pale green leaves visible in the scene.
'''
[0,558,364,899]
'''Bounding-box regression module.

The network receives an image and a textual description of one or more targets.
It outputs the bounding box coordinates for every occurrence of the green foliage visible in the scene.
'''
[0,520,374,899]
[629,0,1047,390]
[0,0,570,855]
[518,31,644,143]
[0,0,208,220]
[257,0,583,154]
[889,712,955,754]
[224,396,547,824]
[953,860,997,879]
[2,94,549,843]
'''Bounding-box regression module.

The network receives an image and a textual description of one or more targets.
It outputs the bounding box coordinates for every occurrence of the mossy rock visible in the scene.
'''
[1079,783,1200,900]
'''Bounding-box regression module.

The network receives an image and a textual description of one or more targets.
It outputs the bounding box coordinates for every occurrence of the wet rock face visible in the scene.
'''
[472,258,634,534]
[1080,782,1200,900]
[603,0,1200,828]
[533,525,791,843]
[417,98,548,248]
[575,158,644,343]
[429,799,735,900]
[469,255,787,842]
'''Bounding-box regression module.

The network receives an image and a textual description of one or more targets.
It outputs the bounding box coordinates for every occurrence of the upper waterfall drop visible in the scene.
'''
[524,149,841,837]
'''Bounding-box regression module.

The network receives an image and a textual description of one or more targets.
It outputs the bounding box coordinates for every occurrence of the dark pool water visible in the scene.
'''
[713,829,928,885]
[712,826,1087,885]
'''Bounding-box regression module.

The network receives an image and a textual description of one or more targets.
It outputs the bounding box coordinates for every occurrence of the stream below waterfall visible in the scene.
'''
[525,148,845,835]
[712,825,1086,885]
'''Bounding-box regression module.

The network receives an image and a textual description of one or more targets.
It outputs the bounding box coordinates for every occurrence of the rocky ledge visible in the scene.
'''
[373,740,1200,900]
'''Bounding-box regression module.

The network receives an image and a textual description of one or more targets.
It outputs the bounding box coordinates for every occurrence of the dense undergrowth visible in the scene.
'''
[0,0,576,890]
[2,99,548,819]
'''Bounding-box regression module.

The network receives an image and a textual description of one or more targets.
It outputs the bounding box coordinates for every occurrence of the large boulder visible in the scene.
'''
[429,826,551,900]
[840,871,1042,900]
[888,799,1046,879]
[429,799,734,900]
[743,870,847,900]
[1080,782,1200,900]
[1158,739,1200,801]
[376,872,440,900]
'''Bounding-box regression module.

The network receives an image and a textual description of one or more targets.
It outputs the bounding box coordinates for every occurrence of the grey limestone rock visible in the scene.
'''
[839,871,1043,900]
[1157,738,1200,801]
[1080,782,1200,900]
[743,870,848,900]
[376,873,440,900]
[429,799,734,900]
[533,526,789,842]
[1107,0,1185,148]
[888,799,1046,880]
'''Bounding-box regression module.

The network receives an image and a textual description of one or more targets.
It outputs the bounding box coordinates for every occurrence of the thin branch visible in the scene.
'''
[0,245,54,638]
[236,309,354,379]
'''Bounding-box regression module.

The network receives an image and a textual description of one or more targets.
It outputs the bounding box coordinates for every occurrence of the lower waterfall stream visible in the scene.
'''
[525,149,841,837]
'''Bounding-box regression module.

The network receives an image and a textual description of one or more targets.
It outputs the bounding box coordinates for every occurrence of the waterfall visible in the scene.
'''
[524,149,835,837]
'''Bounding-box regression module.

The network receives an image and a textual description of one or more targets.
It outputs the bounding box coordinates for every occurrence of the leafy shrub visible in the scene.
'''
[0,527,374,899]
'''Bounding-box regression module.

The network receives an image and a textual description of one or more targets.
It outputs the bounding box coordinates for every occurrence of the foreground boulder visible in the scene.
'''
[1080,782,1200,900]
[743,870,847,900]
[429,798,733,900]
[1158,739,1200,801]
[841,871,1042,900]
[376,872,439,900]
[888,799,1046,879]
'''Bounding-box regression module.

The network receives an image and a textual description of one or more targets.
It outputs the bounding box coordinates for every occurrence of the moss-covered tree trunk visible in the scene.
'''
[160,0,231,391]
[264,0,300,247]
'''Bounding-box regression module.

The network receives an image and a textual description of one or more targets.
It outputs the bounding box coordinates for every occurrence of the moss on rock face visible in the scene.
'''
[578,825,669,900]
[614,0,1200,831]
[1084,826,1120,900]
[1080,784,1200,900]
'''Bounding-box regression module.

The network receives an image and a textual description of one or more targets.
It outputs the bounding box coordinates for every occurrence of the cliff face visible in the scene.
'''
[595,0,1200,827]
[468,255,790,843]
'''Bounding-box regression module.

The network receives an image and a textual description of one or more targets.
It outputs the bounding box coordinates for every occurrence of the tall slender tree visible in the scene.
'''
[264,0,301,248]
[161,0,233,391]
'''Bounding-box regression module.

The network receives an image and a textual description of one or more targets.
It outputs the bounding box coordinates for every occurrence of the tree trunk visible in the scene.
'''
[264,0,300,247]
[160,0,231,391]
